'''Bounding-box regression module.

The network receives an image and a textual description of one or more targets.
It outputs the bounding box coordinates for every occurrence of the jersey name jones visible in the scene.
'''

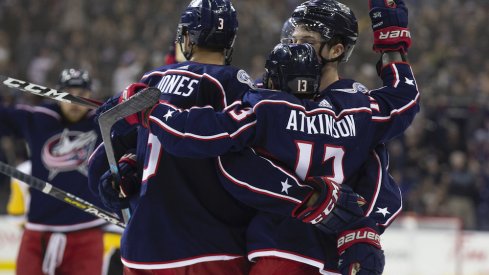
[157,74,199,97]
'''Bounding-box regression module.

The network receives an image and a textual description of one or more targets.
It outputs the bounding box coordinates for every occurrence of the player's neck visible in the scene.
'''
[191,50,225,65]
[319,66,340,91]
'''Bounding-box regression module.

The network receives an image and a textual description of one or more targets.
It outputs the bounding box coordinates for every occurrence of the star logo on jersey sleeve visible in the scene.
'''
[281,178,292,194]
[163,109,174,121]
[405,77,415,86]
[375,207,391,217]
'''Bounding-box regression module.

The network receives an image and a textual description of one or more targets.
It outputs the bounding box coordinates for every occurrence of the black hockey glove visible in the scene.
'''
[99,152,139,212]
[292,176,366,234]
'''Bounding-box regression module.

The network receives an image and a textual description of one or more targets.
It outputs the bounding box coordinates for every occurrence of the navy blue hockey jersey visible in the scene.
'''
[0,103,105,231]
[102,61,258,269]
[217,144,400,272]
[149,62,418,188]
[147,62,419,271]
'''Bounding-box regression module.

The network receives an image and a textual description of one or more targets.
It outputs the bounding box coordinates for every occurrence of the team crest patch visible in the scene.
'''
[42,129,98,180]
[353,82,368,94]
[237,70,256,88]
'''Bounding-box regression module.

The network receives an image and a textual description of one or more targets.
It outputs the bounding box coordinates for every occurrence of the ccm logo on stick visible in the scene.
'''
[3,77,70,102]
[311,182,340,224]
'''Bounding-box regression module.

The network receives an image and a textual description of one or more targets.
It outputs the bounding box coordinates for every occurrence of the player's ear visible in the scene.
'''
[183,33,191,50]
[329,43,345,60]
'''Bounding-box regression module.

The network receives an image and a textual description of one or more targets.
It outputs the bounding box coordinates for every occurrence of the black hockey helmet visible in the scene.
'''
[290,0,358,62]
[264,43,320,96]
[280,18,295,44]
[58,68,91,91]
[176,0,238,64]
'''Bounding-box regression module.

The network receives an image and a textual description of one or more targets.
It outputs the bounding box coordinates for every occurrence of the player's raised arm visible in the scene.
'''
[367,0,420,144]
[333,1,416,274]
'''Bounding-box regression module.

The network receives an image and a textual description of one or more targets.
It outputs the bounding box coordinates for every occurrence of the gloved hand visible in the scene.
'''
[369,0,411,53]
[292,176,367,234]
[95,82,149,126]
[98,152,140,212]
[337,225,385,275]
[118,83,150,125]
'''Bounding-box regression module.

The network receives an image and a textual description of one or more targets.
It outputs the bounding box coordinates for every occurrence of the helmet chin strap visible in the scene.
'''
[224,48,233,65]
[180,40,194,61]
[318,42,343,66]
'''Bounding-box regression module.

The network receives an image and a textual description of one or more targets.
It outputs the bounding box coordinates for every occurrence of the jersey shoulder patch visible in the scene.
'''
[353,82,369,94]
[237,69,256,89]
[329,79,368,94]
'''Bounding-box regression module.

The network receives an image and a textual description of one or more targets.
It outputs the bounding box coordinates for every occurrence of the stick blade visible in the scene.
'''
[98,87,161,123]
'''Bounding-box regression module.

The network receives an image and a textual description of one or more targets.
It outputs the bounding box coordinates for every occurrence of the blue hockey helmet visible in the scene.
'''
[264,43,321,97]
[290,0,358,62]
[176,0,238,63]
[58,68,91,91]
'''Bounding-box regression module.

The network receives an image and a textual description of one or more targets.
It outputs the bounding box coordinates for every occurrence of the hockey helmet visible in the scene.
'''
[58,68,91,91]
[290,0,358,62]
[264,43,320,96]
[176,0,237,62]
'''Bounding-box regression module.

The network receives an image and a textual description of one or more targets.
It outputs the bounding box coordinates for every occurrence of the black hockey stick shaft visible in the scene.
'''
[0,75,102,109]
[98,87,161,223]
[0,161,125,228]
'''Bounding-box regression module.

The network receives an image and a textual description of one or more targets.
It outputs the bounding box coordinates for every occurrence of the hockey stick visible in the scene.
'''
[0,161,125,228]
[0,75,102,108]
[98,87,161,223]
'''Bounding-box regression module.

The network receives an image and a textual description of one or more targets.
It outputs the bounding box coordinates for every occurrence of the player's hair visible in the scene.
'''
[291,0,358,63]
[263,43,320,97]
[58,68,91,91]
[176,0,238,64]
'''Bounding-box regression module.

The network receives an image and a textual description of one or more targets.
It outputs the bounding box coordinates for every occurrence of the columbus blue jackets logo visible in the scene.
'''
[42,129,98,180]
[237,69,256,88]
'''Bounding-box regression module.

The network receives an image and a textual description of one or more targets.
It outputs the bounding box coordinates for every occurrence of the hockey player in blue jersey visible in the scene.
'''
[0,69,105,275]
[87,0,258,274]
[143,0,418,274]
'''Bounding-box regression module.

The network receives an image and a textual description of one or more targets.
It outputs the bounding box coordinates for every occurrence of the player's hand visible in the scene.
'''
[292,176,366,234]
[369,0,411,53]
[98,152,140,212]
[118,83,150,125]
[337,226,385,275]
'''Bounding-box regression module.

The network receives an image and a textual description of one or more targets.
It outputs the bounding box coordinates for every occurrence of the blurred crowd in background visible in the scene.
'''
[0,0,488,230]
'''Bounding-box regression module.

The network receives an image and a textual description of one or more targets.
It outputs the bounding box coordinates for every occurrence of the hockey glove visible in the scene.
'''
[99,152,139,212]
[118,83,150,125]
[337,223,385,275]
[292,176,367,234]
[369,0,411,53]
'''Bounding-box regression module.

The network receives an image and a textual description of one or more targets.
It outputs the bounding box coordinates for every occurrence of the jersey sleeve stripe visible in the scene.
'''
[378,186,403,227]
[365,151,383,216]
[150,115,230,140]
[391,63,400,88]
[218,157,303,204]
[371,93,419,122]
